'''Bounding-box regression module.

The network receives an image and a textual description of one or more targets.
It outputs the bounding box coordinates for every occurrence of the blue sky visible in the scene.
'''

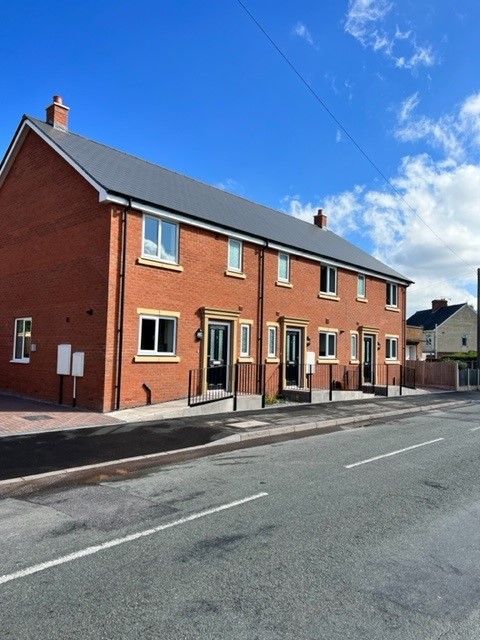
[1,0,479,314]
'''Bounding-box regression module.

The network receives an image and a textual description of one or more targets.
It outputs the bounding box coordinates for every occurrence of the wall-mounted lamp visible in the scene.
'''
[306,336,311,347]
[195,328,204,341]
[339,330,345,335]
[86,308,94,316]
[377,341,381,350]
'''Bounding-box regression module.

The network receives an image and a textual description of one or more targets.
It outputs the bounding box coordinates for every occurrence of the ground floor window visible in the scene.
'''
[386,337,398,360]
[319,331,336,358]
[268,326,277,358]
[240,323,251,357]
[13,318,32,363]
[139,315,176,355]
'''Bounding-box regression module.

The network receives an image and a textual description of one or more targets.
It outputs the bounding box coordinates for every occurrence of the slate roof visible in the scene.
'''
[407,303,466,330]
[22,116,411,283]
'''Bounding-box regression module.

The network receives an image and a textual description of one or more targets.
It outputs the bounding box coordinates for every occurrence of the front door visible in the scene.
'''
[363,335,375,384]
[285,328,302,387]
[207,322,230,390]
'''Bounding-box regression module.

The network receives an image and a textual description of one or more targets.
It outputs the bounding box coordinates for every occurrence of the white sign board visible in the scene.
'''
[57,344,71,375]
[306,351,316,374]
[72,352,85,377]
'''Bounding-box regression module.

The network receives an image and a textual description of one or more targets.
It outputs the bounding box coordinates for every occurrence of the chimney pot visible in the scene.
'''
[432,299,448,311]
[313,208,327,229]
[46,95,70,131]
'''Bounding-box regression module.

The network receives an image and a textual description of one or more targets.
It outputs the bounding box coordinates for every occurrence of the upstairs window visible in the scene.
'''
[462,334,468,347]
[320,265,337,295]
[228,239,243,272]
[143,215,179,263]
[13,318,32,363]
[357,274,366,298]
[139,315,177,355]
[386,283,398,307]
[278,253,290,282]
[386,337,398,360]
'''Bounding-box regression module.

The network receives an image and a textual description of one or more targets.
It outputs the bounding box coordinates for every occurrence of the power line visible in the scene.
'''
[235,0,472,269]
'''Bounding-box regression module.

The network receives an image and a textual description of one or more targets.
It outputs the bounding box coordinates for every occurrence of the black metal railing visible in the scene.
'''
[188,363,265,408]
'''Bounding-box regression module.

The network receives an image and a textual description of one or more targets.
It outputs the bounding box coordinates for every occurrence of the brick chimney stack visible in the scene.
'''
[46,95,69,131]
[432,299,448,311]
[313,208,327,229]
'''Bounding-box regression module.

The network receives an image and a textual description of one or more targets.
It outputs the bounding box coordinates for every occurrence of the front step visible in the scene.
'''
[282,389,311,403]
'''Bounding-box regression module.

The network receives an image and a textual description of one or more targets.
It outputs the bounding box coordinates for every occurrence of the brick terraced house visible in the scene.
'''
[0,96,412,411]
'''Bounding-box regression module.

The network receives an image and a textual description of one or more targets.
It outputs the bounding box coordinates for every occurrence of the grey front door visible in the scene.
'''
[285,329,302,387]
[363,335,375,384]
[207,322,230,390]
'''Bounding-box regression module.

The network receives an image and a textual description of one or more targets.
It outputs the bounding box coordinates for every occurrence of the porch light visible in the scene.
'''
[306,336,311,347]
[195,328,204,341]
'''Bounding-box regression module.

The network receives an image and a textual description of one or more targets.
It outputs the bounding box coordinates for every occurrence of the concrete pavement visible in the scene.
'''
[0,390,477,489]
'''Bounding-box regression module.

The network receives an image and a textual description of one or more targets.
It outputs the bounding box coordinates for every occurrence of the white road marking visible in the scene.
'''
[0,492,268,586]
[470,426,480,432]
[345,438,444,469]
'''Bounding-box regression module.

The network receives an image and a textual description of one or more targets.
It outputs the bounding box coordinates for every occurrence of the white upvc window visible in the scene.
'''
[319,331,337,358]
[227,238,243,272]
[13,318,32,363]
[386,337,398,360]
[320,265,337,295]
[357,274,366,298]
[240,324,251,357]
[351,333,358,360]
[425,334,433,347]
[267,326,277,358]
[278,252,290,282]
[386,282,398,307]
[138,315,177,355]
[142,215,179,263]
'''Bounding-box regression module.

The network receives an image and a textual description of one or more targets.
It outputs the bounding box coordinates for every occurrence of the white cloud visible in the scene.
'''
[292,22,314,45]
[216,178,240,192]
[396,92,480,160]
[285,152,480,314]
[345,0,436,71]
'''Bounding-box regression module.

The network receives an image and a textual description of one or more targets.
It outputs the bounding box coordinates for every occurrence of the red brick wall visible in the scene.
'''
[0,127,407,412]
[114,212,406,409]
[0,129,111,410]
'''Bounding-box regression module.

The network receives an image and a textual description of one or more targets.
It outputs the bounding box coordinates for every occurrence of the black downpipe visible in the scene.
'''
[115,200,131,410]
[257,241,267,396]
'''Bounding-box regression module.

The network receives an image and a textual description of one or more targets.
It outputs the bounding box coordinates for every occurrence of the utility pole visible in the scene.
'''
[477,268,480,372]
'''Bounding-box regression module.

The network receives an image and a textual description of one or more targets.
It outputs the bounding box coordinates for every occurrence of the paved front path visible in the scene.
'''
[0,394,122,436]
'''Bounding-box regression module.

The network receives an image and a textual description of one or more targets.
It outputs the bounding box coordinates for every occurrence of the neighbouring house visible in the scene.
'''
[405,325,424,361]
[407,299,477,360]
[0,96,412,412]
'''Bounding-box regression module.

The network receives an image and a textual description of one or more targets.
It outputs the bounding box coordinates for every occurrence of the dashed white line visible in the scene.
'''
[345,438,444,469]
[0,492,268,586]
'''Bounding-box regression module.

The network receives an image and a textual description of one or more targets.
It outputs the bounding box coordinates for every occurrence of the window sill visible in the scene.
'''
[134,355,180,363]
[385,359,400,364]
[275,280,293,289]
[349,359,360,365]
[265,357,279,364]
[317,358,339,364]
[238,356,254,363]
[385,305,400,312]
[225,270,246,279]
[356,297,368,303]
[137,257,184,272]
[10,359,30,364]
[318,293,340,301]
